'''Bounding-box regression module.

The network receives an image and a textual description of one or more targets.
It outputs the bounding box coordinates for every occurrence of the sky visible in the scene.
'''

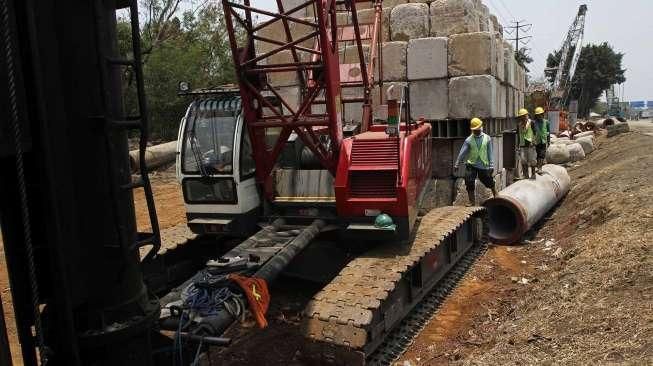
[484,0,653,102]
[242,0,652,102]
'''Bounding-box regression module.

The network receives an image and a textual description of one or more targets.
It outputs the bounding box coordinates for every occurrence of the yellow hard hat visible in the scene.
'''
[470,117,483,130]
[534,107,545,115]
[517,108,529,117]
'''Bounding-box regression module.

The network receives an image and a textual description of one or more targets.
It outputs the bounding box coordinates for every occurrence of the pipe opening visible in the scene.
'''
[487,204,517,242]
[484,197,526,244]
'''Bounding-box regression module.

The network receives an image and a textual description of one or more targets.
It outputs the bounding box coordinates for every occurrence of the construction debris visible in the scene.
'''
[606,122,630,137]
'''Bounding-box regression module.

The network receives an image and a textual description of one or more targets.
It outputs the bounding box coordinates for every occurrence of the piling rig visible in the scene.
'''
[164,0,487,363]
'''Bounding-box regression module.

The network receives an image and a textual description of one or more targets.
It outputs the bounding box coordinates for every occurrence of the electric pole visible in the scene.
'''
[506,20,532,58]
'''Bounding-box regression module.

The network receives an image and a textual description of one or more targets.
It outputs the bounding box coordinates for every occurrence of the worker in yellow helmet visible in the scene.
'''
[517,108,536,179]
[454,117,497,206]
[532,107,551,174]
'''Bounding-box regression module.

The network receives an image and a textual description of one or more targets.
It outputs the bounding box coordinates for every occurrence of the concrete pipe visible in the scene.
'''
[575,136,594,154]
[129,141,177,172]
[574,130,595,139]
[484,164,570,243]
[567,142,586,162]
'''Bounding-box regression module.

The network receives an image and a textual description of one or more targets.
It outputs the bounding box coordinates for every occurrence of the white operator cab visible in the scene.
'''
[176,95,260,237]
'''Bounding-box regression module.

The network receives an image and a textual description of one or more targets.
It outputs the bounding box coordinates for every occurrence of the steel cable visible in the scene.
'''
[1,0,49,362]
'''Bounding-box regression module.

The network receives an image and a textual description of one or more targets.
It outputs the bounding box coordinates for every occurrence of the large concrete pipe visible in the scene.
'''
[128,140,177,172]
[484,164,571,243]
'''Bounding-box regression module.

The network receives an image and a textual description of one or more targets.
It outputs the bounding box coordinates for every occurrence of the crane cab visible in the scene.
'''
[176,95,260,237]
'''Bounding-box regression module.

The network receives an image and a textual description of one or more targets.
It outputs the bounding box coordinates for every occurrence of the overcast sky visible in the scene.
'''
[225,0,651,101]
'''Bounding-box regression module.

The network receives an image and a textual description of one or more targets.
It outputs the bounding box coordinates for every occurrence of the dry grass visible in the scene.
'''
[460,130,653,364]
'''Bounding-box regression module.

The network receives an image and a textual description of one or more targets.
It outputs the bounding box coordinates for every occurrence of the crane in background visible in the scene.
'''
[546,4,588,132]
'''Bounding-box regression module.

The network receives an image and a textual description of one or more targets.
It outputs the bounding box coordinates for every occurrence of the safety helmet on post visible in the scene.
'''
[534,107,545,115]
[517,108,529,117]
[470,117,483,130]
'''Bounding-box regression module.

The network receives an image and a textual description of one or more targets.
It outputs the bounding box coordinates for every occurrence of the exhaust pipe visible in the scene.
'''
[484,164,570,243]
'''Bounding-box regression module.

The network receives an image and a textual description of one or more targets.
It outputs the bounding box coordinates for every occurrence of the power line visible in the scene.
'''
[495,0,516,21]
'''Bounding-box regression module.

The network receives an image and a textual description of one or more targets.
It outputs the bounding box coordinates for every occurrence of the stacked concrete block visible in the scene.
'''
[266,50,302,87]
[506,85,515,117]
[448,75,497,118]
[448,32,497,77]
[503,41,515,86]
[356,7,391,43]
[381,42,408,81]
[342,86,364,124]
[430,0,480,37]
[407,37,448,80]
[477,4,490,32]
[409,79,449,120]
[494,34,505,82]
[495,83,506,118]
[256,20,288,54]
[391,4,430,41]
[489,14,501,36]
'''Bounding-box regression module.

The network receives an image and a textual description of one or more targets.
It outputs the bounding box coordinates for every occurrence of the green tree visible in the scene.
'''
[515,48,533,72]
[546,42,625,117]
[118,1,237,140]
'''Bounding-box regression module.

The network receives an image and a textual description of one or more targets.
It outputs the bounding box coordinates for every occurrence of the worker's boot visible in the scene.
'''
[530,167,537,179]
[521,164,530,180]
[536,159,544,175]
[491,187,498,197]
[467,190,476,207]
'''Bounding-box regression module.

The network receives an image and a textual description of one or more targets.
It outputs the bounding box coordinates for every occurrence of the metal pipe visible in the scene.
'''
[484,164,570,243]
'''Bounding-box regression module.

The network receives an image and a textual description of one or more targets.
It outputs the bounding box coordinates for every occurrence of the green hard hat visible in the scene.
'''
[374,213,394,228]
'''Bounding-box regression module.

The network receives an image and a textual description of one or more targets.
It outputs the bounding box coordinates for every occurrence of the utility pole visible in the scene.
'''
[506,20,532,57]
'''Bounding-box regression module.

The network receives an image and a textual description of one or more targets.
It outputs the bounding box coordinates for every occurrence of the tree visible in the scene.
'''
[546,42,626,117]
[515,48,533,72]
[118,1,237,140]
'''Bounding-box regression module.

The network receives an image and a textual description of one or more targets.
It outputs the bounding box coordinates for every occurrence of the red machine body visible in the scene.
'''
[222,0,431,238]
[335,122,432,237]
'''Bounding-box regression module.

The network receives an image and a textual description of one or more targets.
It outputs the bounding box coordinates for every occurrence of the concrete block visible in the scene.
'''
[381,41,407,81]
[339,43,370,65]
[448,75,497,119]
[429,14,479,37]
[262,86,300,117]
[256,20,287,54]
[341,86,364,124]
[506,86,515,117]
[289,17,316,49]
[390,3,430,41]
[448,32,497,77]
[356,7,391,43]
[431,0,476,14]
[409,79,448,120]
[266,50,300,87]
[407,37,448,80]
[495,83,506,118]
[281,0,311,17]
[494,33,505,82]
[503,41,515,86]
[429,0,479,37]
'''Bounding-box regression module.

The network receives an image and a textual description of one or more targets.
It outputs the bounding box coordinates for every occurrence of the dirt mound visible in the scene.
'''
[400,128,653,365]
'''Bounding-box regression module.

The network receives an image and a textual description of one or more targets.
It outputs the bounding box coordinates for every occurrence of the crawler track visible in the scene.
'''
[367,241,488,365]
[302,206,488,364]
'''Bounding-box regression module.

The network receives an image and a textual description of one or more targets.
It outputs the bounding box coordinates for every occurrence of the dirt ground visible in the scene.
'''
[399,120,653,365]
[0,165,184,365]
